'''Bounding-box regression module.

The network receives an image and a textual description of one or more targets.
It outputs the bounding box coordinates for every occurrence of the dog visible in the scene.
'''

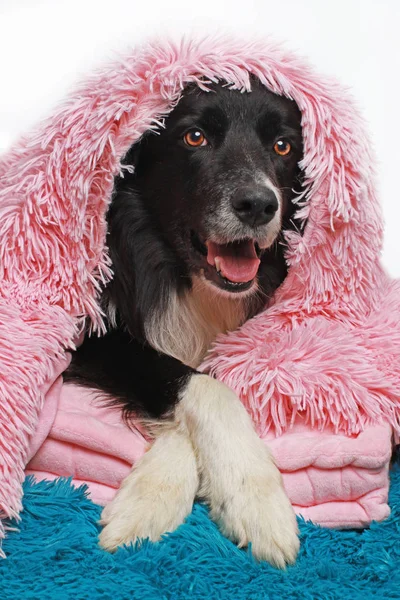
[66,76,304,567]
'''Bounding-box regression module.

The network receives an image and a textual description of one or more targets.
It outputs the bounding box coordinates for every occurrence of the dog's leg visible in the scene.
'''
[176,374,299,568]
[99,422,199,551]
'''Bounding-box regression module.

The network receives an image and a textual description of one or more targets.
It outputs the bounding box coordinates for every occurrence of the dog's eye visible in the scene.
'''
[183,130,208,147]
[273,140,291,156]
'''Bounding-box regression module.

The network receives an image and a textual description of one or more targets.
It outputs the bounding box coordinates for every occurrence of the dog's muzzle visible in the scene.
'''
[191,184,282,294]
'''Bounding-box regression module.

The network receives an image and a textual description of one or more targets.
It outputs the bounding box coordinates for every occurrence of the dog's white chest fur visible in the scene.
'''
[145,277,249,368]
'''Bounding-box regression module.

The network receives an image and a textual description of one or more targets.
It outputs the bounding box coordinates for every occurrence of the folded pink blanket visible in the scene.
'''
[26,383,392,529]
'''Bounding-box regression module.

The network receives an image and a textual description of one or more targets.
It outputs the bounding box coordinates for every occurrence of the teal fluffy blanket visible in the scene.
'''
[1,468,400,599]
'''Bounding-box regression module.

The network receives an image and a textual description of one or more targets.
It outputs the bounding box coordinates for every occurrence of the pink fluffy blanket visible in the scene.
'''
[1,35,400,555]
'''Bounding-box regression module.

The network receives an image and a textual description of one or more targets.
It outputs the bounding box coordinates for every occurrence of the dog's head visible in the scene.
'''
[124,78,303,295]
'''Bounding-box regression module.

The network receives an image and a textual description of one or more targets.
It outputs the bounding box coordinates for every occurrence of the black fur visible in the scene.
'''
[65,78,304,419]
[67,329,195,419]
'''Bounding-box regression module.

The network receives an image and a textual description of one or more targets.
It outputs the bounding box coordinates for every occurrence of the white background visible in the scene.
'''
[0,0,398,276]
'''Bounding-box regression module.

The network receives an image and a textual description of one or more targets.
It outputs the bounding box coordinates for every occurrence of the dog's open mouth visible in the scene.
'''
[191,231,261,293]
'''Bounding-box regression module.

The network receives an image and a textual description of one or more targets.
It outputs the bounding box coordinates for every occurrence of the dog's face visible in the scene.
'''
[131,78,303,295]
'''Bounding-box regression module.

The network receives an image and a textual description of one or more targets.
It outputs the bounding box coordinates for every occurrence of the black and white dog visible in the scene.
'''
[66,77,304,567]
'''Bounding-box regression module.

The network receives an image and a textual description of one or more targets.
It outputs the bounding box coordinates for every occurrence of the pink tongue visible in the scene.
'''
[207,240,260,283]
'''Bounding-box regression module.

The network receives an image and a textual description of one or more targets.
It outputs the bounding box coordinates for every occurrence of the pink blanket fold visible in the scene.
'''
[26,383,392,529]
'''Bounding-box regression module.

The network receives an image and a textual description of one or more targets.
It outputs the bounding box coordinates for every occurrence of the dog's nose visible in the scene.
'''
[231,189,279,227]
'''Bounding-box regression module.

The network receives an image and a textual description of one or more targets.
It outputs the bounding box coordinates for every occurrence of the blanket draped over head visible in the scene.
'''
[0,36,399,555]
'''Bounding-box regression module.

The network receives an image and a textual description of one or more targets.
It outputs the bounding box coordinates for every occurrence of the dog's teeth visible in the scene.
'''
[215,257,221,273]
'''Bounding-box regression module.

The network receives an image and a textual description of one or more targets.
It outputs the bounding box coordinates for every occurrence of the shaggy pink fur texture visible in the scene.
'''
[0,35,399,554]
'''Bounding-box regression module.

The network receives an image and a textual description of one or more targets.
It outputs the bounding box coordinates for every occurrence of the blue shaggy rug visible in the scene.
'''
[1,468,400,600]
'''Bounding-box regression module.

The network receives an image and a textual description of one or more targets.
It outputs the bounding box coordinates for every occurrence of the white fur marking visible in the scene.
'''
[145,277,248,368]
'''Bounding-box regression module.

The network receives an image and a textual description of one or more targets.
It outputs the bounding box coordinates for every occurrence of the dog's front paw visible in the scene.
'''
[99,429,199,551]
[210,473,299,568]
[99,481,190,551]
